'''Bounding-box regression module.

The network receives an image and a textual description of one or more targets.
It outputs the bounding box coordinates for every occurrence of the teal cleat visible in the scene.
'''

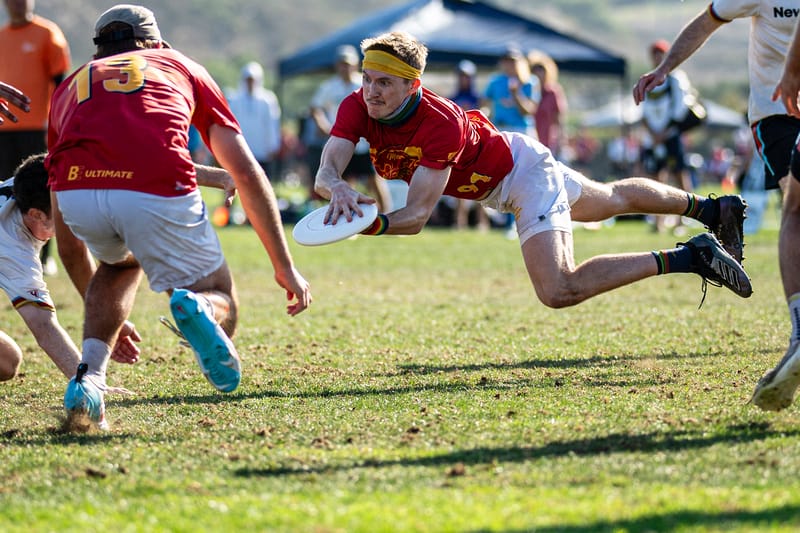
[63,363,108,431]
[169,289,241,393]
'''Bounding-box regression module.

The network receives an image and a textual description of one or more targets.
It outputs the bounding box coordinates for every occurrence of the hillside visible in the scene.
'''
[3,0,751,116]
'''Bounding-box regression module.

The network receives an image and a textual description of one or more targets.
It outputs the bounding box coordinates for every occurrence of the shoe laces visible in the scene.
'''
[678,238,722,309]
[159,316,191,348]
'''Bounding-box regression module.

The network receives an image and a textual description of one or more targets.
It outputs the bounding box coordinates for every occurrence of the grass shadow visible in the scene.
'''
[393,348,777,376]
[234,422,791,478]
[465,505,800,532]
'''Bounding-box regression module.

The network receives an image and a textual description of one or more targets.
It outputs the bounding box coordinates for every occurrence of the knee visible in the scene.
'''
[535,281,583,309]
[0,345,22,381]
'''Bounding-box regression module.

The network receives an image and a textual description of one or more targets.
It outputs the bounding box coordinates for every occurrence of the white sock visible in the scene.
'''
[790,293,800,342]
[82,338,111,389]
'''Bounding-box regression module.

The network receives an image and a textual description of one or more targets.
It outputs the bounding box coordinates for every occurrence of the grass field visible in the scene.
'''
[2,209,800,532]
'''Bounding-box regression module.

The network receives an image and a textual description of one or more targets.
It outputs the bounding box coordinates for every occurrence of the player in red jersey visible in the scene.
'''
[315,31,751,309]
[46,5,311,430]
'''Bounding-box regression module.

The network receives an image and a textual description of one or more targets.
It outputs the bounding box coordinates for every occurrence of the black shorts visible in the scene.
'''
[641,134,686,174]
[752,114,800,190]
[0,130,46,179]
[344,152,375,179]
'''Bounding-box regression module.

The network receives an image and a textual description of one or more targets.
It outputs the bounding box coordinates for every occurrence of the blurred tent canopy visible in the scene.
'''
[278,0,627,78]
[580,95,748,130]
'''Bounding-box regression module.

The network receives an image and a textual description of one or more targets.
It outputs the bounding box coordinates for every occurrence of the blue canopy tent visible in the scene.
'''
[278,0,626,78]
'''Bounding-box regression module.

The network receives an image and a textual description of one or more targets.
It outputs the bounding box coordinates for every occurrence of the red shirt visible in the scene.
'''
[47,48,240,197]
[331,87,513,200]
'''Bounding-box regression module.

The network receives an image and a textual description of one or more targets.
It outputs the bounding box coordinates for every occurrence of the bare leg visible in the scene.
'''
[521,230,658,308]
[181,261,238,338]
[84,259,143,346]
[780,177,800,299]
[570,175,690,223]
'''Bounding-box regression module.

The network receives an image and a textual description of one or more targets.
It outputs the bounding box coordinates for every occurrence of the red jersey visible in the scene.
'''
[331,87,513,200]
[47,48,241,197]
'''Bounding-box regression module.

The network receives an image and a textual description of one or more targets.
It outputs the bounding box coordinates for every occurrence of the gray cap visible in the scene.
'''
[94,4,162,43]
[335,45,359,66]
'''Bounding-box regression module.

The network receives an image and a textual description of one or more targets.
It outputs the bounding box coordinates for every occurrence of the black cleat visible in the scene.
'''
[709,194,746,264]
[678,232,753,304]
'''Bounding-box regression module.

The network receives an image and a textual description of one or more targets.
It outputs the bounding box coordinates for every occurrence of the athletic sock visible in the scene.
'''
[683,193,717,227]
[790,293,800,342]
[81,338,111,389]
[652,246,694,275]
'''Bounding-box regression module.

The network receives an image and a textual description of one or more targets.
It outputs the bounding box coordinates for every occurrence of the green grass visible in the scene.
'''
[2,211,799,532]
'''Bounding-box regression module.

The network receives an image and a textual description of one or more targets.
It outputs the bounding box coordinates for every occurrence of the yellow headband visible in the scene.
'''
[362,49,422,80]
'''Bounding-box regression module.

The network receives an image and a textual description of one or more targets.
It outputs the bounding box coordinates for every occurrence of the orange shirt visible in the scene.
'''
[0,15,70,131]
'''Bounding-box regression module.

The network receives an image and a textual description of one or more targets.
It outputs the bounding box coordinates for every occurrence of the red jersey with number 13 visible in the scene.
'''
[47,48,241,197]
[331,87,513,200]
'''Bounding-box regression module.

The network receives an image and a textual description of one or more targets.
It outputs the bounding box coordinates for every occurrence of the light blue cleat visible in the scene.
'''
[63,363,108,431]
[169,289,241,393]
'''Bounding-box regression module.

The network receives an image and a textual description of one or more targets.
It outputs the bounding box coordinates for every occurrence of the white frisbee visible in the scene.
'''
[292,203,379,246]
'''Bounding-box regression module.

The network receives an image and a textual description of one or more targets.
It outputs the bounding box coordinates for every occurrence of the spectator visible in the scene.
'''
[226,61,282,179]
[482,46,539,137]
[0,0,70,276]
[639,39,695,234]
[528,50,567,157]
[450,59,488,231]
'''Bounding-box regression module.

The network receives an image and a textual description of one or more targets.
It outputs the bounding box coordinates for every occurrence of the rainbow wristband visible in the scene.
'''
[361,214,389,235]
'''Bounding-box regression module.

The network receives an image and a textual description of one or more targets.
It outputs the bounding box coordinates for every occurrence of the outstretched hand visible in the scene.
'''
[276,266,312,316]
[632,69,667,105]
[323,181,377,225]
[0,82,30,125]
[110,320,142,364]
[773,67,800,118]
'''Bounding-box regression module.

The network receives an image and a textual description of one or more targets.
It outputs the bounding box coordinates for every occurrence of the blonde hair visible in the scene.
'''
[527,50,559,85]
[360,31,428,75]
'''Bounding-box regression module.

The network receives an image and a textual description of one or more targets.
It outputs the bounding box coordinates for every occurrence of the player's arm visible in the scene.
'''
[209,124,311,316]
[773,19,800,118]
[633,8,725,104]
[0,82,30,125]
[15,304,80,378]
[314,135,377,222]
[195,163,236,207]
[379,165,450,235]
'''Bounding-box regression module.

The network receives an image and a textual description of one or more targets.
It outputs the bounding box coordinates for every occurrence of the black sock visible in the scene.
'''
[652,245,694,274]
[682,193,717,227]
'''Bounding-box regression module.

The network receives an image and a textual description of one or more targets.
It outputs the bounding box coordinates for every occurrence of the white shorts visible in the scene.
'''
[481,132,583,245]
[56,189,225,293]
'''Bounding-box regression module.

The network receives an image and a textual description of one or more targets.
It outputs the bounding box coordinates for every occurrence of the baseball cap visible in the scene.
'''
[456,59,476,76]
[93,4,163,45]
[501,46,524,61]
[650,39,670,54]
[335,45,359,65]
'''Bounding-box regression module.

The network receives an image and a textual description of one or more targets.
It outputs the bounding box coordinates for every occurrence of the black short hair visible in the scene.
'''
[12,153,50,215]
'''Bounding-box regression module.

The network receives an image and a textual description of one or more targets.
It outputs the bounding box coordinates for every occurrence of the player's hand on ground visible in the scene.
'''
[773,69,800,118]
[324,181,376,224]
[632,70,666,105]
[110,320,142,364]
[276,266,312,316]
[0,82,30,125]
[105,385,135,396]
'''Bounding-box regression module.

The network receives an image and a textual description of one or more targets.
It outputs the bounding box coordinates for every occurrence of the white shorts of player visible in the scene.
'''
[481,131,583,245]
[56,188,224,293]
